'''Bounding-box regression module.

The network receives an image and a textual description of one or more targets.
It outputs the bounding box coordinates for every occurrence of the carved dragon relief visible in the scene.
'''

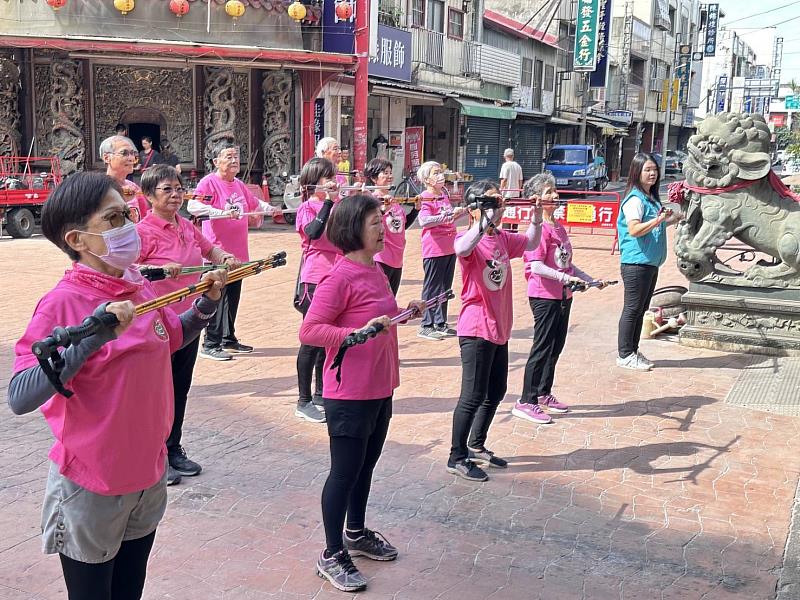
[0,52,22,157]
[673,113,800,289]
[49,59,85,174]
[203,66,236,171]
[261,70,293,197]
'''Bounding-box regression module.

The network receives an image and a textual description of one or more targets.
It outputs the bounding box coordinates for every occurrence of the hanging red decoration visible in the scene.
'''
[169,0,190,17]
[46,0,67,10]
[335,2,353,20]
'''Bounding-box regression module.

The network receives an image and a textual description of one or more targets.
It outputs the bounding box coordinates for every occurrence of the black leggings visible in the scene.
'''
[521,297,572,403]
[322,399,391,554]
[167,335,200,453]
[618,264,659,357]
[59,531,156,600]
[296,283,324,405]
[449,337,509,464]
[421,254,456,327]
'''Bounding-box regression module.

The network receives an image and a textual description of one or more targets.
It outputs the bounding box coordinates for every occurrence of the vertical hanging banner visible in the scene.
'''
[705,4,719,57]
[404,126,424,175]
[323,0,356,54]
[715,75,727,113]
[573,0,601,72]
[677,44,692,105]
[314,98,325,145]
[589,0,611,87]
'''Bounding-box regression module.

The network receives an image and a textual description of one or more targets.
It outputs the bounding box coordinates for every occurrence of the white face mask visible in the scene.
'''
[429,173,445,186]
[82,221,141,270]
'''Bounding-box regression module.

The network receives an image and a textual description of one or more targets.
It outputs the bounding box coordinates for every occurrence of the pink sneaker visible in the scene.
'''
[511,401,552,424]
[539,394,569,413]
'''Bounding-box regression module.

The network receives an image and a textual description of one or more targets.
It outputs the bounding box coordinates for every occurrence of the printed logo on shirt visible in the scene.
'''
[153,319,169,341]
[554,242,572,270]
[482,248,510,291]
[225,193,245,212]
[387,212,403,234]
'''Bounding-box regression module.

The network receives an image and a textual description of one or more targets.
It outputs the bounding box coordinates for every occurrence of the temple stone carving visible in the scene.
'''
[203,67,237,170]
[93,65,194,165]
[0,52,22,156]
[261,71,293,197]
[49,59,85,174]
[673,112,800,355]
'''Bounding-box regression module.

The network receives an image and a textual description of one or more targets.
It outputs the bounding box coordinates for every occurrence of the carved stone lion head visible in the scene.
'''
[684,113,772,188]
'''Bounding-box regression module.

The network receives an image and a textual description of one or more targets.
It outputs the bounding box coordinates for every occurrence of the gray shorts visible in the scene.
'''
[41,461,167,564]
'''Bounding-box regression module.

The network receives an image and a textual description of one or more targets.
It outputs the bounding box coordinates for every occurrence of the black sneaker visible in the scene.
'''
[316,549,367,592]
[344,528,398,561]
[312,394,325,413]
[468,447,508,469]
[295,401,326,423]
[166,466,182,486]
[417,326,445,341]
[199,346,232,361]
[435,324,457,337]
[223,341,253,354]
[446,459,488,482]
[169,446,202,476]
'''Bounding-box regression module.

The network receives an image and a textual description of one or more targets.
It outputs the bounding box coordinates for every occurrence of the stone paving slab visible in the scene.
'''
[726,358,800,416]
[0,225,798,599]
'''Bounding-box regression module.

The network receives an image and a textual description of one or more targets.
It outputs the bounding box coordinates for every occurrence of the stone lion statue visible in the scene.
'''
[673,112,800,288]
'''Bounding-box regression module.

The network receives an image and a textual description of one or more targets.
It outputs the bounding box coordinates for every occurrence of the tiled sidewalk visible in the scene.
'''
[0,225,797,599]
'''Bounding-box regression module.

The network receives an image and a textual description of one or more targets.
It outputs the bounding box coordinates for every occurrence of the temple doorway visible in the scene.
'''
[128,122,162,152]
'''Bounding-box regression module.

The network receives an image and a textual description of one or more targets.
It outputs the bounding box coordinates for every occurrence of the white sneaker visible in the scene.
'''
[616,353,652,371]
[636,351,654,368]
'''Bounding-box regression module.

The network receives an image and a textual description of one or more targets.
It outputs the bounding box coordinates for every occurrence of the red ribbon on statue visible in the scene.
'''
[668,172,800,205]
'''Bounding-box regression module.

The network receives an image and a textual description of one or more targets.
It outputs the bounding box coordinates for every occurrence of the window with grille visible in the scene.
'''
[521,58,533,88]
[544,64,555,92]
[448,8,464,40]
[427,0,445,33]
[411,0,425,27]
[533,59,543,110]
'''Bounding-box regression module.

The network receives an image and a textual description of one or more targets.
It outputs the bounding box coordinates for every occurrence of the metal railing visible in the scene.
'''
[463,41,480,77]
[412,29,444,69]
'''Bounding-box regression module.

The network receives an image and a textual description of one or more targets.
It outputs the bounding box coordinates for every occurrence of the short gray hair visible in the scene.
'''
[99,135,134,156]
[417,160,441,183]
[523,172,556,197]
[315,137,339,157]
[503,148,514,158]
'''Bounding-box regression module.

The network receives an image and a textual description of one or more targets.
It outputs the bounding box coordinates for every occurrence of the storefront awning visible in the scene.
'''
[370,82,444,106]
[586,116,628,136]
[548,116,579,126]
[454,98,516,120]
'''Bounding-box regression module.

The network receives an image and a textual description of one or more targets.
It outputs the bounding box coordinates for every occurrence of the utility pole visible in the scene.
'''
[579,72,589,145]
[352,0,369,172]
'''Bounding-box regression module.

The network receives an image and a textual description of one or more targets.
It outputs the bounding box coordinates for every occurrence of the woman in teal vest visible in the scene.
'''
[616,153,669,371]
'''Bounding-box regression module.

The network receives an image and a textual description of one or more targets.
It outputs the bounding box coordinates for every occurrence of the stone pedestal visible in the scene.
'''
[680,282,800,356]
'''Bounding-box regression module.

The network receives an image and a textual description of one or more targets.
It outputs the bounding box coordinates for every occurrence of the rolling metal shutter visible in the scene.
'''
[464,117,509,181]
[511,122,545,178]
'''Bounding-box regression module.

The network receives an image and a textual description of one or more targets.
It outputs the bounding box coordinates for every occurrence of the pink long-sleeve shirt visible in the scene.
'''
[299,257,400,400]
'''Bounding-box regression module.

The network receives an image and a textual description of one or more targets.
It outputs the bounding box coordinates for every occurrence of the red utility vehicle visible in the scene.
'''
[0,156,63,238]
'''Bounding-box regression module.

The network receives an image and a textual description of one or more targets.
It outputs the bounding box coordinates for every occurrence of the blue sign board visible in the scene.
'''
[589,0,611,88]
[716,75,727,113]
[368,25,412,83]
[323,0,355,54]
[705,4,719,57]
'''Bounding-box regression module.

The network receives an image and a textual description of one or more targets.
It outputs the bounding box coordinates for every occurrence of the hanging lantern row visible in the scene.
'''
[225,0,246,19]
[335,1,353,20]
[46,0,66,10]
[287,0,306,22]
[169,0,190,17]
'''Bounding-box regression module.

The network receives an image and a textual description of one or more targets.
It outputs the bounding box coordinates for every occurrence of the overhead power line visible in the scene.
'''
[724,2,796,26]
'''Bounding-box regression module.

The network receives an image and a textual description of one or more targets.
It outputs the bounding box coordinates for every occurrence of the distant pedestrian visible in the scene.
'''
[499,148,523,198]
[316,138,347,186]
[100,134,149,222]
[616,153,669,371]
[138,136,163,174]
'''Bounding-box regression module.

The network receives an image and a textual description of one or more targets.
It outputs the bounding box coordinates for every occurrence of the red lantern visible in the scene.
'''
[335,1,352,20]
[46,0,67,9]
[169,0,190,17]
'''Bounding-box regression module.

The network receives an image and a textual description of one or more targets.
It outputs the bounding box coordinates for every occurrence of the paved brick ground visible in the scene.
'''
[1,223,798,599]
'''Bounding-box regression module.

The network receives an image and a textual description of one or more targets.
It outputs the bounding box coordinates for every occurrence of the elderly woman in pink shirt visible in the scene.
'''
[300,194,423,593]
[8,172,226,600]
[137,164,238,485]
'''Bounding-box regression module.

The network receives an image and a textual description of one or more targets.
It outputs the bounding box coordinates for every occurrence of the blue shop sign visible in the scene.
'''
[369,25,412,83]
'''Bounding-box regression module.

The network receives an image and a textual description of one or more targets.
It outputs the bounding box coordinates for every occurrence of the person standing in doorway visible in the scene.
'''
[138,136,163,175]
[499,148,523,199]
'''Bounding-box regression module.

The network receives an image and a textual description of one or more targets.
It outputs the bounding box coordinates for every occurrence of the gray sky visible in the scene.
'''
[718,0,800,81]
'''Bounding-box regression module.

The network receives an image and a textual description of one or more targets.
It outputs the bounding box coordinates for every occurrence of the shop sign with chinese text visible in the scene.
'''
[369,25,412,82]
[573,0,601,72]
[705,4,719,57]
[503,200,619,229]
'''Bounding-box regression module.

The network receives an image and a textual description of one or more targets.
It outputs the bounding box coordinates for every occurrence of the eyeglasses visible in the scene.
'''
[102,208,133,228]
[111,149,137,158]
[155,186,186,196]
[218,153,240,161]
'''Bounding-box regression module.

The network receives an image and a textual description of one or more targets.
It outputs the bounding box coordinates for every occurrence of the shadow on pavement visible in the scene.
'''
[567,395,717,431]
